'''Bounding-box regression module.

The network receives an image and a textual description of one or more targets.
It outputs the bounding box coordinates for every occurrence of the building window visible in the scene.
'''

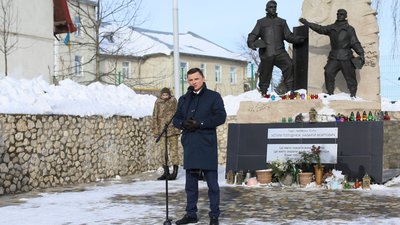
[74,16,81,37]
[200,63,207,78]
[122,61,130,78]
[74,55,83,76]
[215,65,221,83]
[180,61,188,81]
[230,66,236,84]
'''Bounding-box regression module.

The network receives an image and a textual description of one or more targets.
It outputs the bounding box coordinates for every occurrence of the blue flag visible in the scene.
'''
[63,32,71,47]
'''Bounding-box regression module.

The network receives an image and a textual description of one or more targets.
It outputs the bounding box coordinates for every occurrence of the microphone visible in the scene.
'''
[186,86,194,95]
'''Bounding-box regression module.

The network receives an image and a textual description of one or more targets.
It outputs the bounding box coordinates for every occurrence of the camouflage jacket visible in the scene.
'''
[152,96,181,137]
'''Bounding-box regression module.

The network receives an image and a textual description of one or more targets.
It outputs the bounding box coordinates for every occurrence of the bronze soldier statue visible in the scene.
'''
[300,9,365,98]
[247,0,305,97]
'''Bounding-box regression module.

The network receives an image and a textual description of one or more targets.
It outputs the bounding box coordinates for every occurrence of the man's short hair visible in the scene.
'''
[187,68,204,77]
[266,0,277,7]
[337,9,347,15]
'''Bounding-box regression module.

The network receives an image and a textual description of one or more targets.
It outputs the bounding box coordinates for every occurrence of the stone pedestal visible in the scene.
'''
[226,121,400,183]
[237,99,381,123]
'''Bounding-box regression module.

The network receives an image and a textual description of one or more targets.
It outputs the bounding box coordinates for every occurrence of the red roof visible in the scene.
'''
[53,0,77,34]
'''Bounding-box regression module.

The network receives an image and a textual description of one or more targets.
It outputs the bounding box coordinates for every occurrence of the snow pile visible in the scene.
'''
[0,76,399,118]
[0,76,156,118]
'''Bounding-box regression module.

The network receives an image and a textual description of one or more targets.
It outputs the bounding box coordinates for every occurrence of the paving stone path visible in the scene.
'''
[112,184,400,224]
[107,172,400,225]
[1,171,399,225]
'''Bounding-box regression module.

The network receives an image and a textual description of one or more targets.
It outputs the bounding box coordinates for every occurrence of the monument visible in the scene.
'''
[238,0,381,124]
[226,0,400,184]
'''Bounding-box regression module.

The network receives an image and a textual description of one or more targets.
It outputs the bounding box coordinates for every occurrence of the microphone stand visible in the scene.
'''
[155,116,174,225]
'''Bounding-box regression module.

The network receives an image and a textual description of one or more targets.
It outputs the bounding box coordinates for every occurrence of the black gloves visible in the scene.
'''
[182,119,200,131]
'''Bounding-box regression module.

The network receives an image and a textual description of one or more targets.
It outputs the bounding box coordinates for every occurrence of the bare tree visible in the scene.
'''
[238,35,260,67]
[64,0,144,83]
[238,35,285,93]
[0,0,18,76]
[238,35,259,91]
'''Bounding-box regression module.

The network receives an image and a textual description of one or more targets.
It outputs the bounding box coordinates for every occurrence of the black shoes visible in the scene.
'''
[175,214,219,225]
[168,165,179,180]
[157,165,169,180]
[210,217,219,225]
[175,215,198,225]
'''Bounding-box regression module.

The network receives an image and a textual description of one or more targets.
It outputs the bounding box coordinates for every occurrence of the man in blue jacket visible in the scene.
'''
[173,68,226,225]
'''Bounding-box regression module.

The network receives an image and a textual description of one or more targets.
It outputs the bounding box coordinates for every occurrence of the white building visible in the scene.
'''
[100,26,248,96]
[0,0,54,80]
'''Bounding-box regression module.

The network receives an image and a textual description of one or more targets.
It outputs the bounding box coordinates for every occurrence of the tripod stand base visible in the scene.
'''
[163,219,172,225]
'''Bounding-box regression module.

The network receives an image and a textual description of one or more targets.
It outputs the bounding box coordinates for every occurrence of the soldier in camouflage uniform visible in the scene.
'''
[152,87,181,180]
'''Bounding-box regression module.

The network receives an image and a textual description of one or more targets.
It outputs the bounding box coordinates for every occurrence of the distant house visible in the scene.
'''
[0,0,54,80]
[1,0,248,97]
[54,0,97,84]
[0,0,84,83]
[100,26,248,96]
[55,2,251,97]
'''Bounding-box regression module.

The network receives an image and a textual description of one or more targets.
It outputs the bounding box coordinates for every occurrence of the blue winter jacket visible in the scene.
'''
[173,84,226,170]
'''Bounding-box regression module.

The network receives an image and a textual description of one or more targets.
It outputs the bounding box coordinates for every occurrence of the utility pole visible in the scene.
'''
[172,0,181,97]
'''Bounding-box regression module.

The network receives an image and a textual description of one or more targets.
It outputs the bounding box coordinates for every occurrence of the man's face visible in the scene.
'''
[187,72,205,92]
[266,3,277,16]
[336,10,347,21]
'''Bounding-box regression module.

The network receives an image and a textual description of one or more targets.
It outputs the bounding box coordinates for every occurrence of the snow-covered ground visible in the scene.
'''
[0,166,399,225]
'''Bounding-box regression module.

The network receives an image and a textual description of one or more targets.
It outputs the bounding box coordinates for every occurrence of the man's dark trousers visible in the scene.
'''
[185,169,220,218]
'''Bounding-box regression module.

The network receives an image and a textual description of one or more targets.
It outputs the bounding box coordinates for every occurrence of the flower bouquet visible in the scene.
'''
[269,159,298,186]
[298,145,322,170]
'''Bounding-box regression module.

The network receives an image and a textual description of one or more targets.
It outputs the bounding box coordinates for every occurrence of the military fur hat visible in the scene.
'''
[160,87,171,96]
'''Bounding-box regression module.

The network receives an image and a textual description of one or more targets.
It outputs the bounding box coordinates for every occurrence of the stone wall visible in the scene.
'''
[218,116,237,164]
[388,112,400,121]
[0,114,235,196]
[383,121,400,169]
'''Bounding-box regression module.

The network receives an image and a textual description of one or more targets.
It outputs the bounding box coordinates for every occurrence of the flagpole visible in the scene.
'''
[54,38,59,83]
[173,0,180,97]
